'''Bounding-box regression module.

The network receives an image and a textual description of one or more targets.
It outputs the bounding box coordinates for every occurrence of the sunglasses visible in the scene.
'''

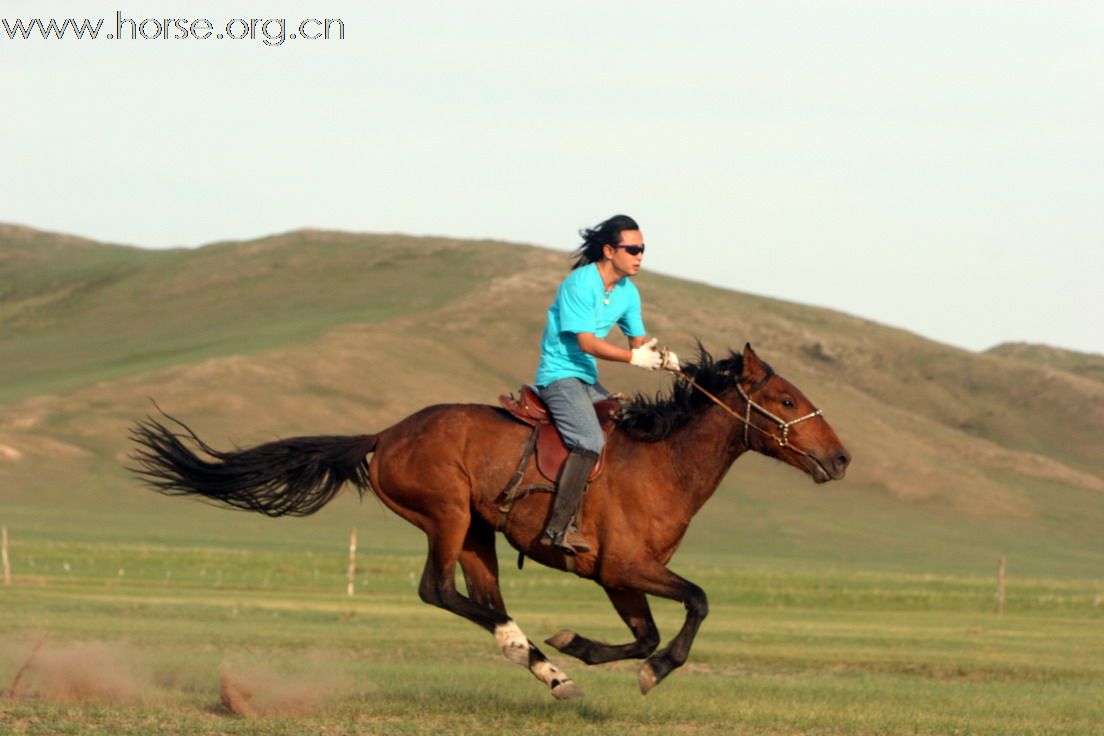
[611,244,646,256]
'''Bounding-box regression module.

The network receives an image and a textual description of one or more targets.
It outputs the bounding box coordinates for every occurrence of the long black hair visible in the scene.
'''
[570,214,639,269]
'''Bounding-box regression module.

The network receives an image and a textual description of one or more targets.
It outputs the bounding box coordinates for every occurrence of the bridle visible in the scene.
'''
[669,365,823,452]
[735,381,823,447]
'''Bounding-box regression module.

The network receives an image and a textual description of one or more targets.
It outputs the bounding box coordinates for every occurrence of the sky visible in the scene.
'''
[2,1,1101,354]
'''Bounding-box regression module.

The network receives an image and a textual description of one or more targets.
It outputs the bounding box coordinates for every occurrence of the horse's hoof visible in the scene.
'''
[545,630,576,651]
[638,663,658,695]
[551,679,584,700]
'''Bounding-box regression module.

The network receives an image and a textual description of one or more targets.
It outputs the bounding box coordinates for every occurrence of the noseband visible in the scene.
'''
[671,367,823,451]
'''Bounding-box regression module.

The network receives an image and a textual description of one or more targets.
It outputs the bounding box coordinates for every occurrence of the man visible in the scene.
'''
[535,214,679,555]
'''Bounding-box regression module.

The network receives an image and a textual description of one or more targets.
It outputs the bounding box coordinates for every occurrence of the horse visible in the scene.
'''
[130,343,850,699]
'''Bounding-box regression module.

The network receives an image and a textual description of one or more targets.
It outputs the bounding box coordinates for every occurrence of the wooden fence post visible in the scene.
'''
[347,529,357,597]
[996,556,1006,615]
[2,527,10,585]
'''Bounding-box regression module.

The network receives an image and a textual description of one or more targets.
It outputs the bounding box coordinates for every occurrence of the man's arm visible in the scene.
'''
[576,332,665,370]
[575,332,634,363]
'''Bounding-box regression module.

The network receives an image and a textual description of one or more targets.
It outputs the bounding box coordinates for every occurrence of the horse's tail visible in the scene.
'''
[129,411,378,517]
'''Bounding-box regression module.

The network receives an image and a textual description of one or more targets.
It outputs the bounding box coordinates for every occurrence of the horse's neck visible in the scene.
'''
[667,398,748,514]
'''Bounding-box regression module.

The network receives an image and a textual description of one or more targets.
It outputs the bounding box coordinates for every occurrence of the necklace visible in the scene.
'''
[597,262,618,304]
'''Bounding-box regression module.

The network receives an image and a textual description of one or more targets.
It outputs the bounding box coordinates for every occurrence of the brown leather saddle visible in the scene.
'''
[498,385,621,483]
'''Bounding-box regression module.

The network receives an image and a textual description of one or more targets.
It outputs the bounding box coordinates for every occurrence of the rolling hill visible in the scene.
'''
[986,342,1104,384]
[1,223,1102,578]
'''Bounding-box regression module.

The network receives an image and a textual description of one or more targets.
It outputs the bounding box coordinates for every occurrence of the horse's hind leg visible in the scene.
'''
[458,515,506,611]
[456,516,582,699]
[546,587,661,664]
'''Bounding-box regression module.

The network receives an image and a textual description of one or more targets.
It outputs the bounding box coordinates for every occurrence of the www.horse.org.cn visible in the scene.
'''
[1,12,345,46]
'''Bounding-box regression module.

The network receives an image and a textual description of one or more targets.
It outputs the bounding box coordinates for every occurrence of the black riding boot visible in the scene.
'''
[540,448,599,555]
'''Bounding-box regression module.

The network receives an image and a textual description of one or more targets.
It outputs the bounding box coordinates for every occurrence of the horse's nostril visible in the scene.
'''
[835,451,851,471]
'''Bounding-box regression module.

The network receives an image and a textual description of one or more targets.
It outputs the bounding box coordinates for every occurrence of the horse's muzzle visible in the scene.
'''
[810,446,851,483]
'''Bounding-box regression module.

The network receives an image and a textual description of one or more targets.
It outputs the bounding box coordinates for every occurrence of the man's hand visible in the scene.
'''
[630,338,663,370]
[661,349,681,372]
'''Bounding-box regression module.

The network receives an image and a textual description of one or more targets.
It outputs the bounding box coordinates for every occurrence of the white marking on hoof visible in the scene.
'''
[494,620,530,666]
[545,629,576,651]
[533,659,580,699]
[638,662,658,695]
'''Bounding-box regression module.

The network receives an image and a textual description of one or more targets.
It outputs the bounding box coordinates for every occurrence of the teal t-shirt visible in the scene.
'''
[535,263,647,386]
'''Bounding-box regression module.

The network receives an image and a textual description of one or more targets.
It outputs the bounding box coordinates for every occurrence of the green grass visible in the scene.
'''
[1,534,1101,735]
[2,468,1101,735]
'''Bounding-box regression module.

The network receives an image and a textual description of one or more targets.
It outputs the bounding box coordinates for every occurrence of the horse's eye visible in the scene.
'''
[782,399,795,409]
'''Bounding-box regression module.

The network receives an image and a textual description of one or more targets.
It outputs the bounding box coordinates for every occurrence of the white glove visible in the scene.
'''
[630,338,663,370]
[662,349,681,372]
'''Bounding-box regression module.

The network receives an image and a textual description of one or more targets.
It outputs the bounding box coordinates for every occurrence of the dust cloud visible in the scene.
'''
[3,638,152,705]
[2,635,357,718]
[216,652,355,718]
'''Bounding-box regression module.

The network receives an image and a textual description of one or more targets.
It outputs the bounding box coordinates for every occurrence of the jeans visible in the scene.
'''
[538,378,611,454]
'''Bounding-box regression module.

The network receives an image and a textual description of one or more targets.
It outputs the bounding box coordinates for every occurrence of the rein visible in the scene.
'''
[668,367,823,452]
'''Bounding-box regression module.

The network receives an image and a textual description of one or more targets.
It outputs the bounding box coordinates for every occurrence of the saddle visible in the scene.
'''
[498,385,621,483]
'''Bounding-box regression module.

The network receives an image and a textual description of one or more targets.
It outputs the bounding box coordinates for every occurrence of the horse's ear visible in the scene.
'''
[741,343,768,384]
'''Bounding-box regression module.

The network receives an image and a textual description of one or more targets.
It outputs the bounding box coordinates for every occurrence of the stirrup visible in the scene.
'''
[539,528,591,556]
[556,530,591,556]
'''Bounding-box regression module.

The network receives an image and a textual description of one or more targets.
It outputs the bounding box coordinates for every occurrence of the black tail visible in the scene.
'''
[129,411,378,517]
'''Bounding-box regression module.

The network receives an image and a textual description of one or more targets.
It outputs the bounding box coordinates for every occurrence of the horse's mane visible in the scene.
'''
[619,344,758,442]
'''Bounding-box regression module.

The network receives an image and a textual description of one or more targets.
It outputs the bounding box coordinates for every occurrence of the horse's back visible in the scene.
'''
[377,402,527,448]
[367,403,532,519]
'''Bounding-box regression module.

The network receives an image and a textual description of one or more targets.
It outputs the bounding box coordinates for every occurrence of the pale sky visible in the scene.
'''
[3,1,1101,354]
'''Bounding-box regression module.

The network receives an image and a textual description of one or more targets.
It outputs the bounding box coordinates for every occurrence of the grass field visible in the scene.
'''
[1,508,1102,736]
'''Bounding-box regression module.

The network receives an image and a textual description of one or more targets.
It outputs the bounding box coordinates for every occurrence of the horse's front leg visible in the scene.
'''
[616,563,709,694]
[546,587,661,664]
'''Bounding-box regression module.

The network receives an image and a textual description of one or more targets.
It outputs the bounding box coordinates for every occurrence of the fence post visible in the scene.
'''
[2,527,10,585]
[347,529,357,597]
[996,556,1006,615]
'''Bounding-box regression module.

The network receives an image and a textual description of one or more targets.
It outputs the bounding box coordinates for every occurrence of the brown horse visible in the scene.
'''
[131,343,849,699]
